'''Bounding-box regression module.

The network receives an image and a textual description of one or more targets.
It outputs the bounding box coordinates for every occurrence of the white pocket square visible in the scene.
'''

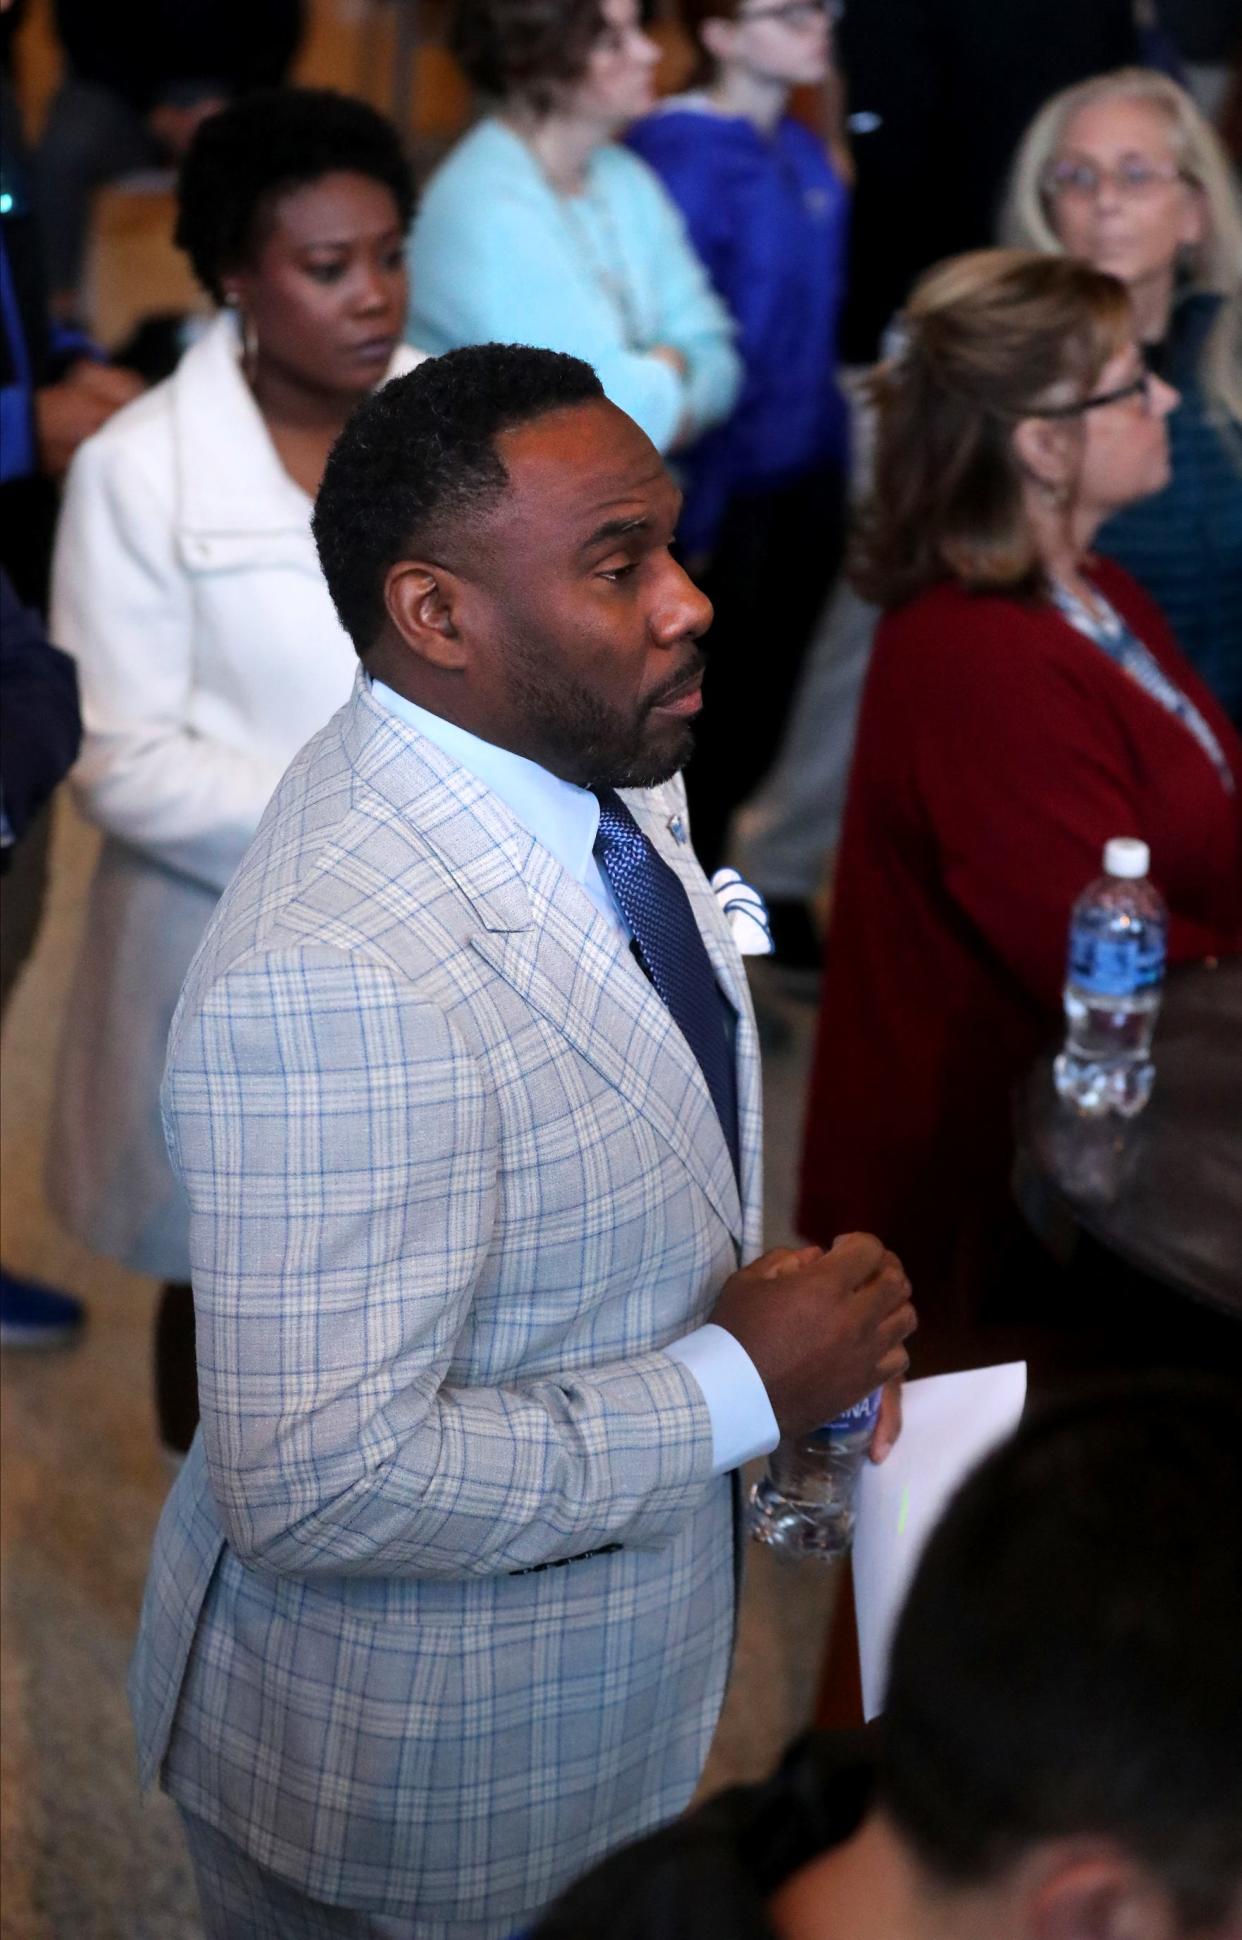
[711,868,775,956]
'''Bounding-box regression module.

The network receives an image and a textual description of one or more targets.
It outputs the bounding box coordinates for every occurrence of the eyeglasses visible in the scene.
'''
[1027,372,1152,419]
[1040,155,1190,202]
[737,0,842,27]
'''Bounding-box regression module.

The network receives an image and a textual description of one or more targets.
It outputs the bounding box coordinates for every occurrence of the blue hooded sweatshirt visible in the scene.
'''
[626,96,850,555]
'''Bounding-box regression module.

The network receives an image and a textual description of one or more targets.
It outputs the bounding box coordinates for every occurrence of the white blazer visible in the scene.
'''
[47,312,424,1277]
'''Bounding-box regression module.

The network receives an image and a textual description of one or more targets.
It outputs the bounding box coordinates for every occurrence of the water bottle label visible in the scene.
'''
[1067,925,1165,995]
[815,1388,882,1439]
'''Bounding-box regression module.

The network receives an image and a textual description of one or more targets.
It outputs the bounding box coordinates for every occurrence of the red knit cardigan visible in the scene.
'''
[797,560,1242,1321]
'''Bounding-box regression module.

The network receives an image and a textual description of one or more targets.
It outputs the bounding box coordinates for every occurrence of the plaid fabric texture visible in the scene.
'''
[130,673,764,1933]
[181,1807,416,1938]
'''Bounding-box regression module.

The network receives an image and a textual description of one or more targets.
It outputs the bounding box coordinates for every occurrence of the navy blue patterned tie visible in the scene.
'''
[593,788,739,1177]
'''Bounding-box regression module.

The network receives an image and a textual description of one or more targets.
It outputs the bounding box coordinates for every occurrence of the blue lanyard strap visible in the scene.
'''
[1052,581,1235,797]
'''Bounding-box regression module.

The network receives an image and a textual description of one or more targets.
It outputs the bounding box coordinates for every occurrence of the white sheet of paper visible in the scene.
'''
[853,1362,1028,1720]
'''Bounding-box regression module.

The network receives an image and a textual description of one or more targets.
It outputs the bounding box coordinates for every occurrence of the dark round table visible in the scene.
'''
[1014,956,1242,1319]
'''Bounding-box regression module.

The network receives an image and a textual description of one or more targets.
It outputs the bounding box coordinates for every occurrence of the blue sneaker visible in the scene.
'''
[0,1269,85,1348]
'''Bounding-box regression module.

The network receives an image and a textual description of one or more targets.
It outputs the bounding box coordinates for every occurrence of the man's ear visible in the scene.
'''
[384,560,468,671]
[1023,1844,1177,1940]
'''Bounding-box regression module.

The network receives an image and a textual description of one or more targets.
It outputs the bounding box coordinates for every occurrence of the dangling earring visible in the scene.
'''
[224,289,259,382]
[241,308,258,381]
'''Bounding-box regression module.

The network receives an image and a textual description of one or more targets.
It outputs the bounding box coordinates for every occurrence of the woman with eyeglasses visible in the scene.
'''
[406,0,740,458]
[1005,69,1242,723]
[797,250,1242,1370]
[624,0,849,882]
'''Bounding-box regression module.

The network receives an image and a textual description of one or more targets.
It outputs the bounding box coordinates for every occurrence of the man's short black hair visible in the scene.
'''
[175,88,415,303]
[312,343,605,655]
[881,1378,1242,1927]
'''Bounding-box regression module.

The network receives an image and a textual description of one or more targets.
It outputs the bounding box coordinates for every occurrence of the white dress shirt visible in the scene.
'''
[372,677,779,1473]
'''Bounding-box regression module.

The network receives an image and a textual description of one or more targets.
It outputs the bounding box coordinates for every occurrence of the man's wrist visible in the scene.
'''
[665,1323,779,1473]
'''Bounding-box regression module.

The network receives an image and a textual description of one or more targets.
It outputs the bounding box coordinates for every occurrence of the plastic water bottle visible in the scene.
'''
[748,1389,881,1560]
[1053,838,1167,1118]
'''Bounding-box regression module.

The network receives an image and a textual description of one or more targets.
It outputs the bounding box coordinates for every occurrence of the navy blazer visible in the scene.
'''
[0,568,80,857]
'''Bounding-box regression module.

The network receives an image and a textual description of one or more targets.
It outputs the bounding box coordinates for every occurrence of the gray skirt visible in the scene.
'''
[47,835,219,1281]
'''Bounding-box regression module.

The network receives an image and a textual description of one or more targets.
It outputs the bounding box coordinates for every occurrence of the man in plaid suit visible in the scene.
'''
[130,345,914,1936]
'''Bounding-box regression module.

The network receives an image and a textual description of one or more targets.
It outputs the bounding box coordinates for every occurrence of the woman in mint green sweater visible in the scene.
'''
[407,0,741,455]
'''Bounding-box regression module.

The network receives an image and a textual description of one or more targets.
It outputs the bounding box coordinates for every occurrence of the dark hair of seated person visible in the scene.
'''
[312,341,604,656]
[880,1378,1242,1925]
[533,1377,1242,1940]
[174,87,416,305]
[450,0,628,112]
[534,1729,874,1940]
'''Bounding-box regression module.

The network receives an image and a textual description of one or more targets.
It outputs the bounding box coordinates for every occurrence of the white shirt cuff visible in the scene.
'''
[665,1323,780,1474]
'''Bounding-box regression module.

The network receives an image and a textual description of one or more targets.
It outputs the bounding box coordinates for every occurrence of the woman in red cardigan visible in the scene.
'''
[798,250,1242,1368]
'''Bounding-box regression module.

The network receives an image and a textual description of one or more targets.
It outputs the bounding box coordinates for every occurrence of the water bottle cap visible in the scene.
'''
[1103,837,1150,879]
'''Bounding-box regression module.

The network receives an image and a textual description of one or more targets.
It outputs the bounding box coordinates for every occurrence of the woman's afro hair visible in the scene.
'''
[175,87,415,302]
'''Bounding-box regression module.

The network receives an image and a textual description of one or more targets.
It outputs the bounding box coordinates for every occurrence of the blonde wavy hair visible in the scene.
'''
[850,250,1133,610]
[1002,68,1242,432]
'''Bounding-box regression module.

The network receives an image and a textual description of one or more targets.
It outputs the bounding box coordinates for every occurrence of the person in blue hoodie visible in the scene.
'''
[627,0,849,891]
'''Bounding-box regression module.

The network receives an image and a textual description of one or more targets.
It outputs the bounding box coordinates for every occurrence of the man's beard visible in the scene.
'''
[504,642,705,790]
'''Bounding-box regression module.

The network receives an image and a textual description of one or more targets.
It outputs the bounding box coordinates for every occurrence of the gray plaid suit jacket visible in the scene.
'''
[130,672,764,1934]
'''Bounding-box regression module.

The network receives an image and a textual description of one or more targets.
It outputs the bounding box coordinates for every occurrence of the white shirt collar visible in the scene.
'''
[370,677,605,895]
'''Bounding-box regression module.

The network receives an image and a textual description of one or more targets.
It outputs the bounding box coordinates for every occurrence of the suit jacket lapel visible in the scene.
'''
[471,852,744,1241]
[342,681,747,1241]
[622,784,750,1016]
[624,783,763,1245]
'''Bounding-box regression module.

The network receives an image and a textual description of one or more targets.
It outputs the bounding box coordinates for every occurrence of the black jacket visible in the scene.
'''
[0,569,80,858]
[835,0,1140,360]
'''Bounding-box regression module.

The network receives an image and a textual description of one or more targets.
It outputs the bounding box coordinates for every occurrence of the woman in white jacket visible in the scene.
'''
[49,89,425,1452]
